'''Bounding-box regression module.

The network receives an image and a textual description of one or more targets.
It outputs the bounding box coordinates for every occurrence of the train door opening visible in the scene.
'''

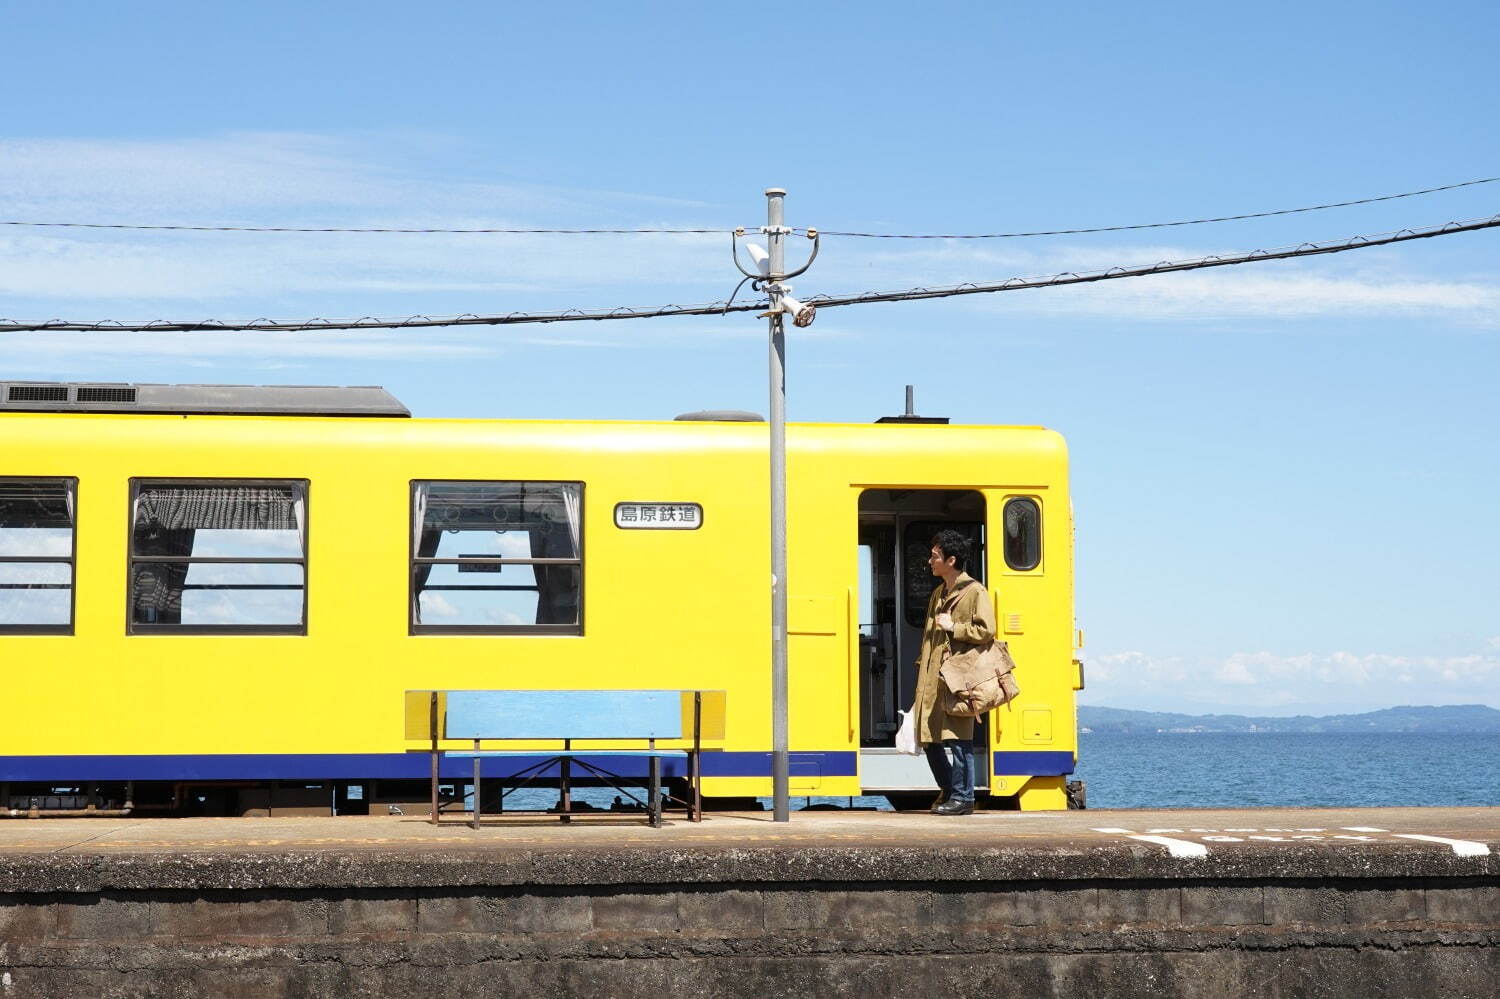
[856,489,990,798]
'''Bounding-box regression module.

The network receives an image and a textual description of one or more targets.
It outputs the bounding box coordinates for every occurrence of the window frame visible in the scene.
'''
[0,476,78,636]
[408,478,584,636]
[1000,495,1043,573]
[126,477,310,636]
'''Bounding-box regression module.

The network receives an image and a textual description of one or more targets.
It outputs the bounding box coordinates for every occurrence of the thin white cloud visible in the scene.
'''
[0,534,73,558]
[0,132,736,320]
[1010,270,1500,323]
[1086,645,1500,712]
[2,131,1494,334]
[0,329,500,367]
[822,241,1500,325]
[1213,658,1257,686]
[0,132,708,222]
[0,313,789,373]
[419,593,459,619]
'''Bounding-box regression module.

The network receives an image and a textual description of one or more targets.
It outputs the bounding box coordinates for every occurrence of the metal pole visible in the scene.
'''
[766,187,791,823]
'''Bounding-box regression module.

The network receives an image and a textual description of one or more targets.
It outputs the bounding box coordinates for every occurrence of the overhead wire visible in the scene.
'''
[0,221,735,234]
[804,212,1500,309]
[3,211,1496,333]
[2,175,1495,238]
[800,176,1500,239]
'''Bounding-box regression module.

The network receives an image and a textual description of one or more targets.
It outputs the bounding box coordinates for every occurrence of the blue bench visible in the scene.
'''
[404,689,723,828]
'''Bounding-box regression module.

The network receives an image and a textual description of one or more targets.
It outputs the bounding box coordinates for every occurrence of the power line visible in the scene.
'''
[806,213,1500,309]
[4,176,1495,240]
[2,212,1496,333]
[803,176,1500,239]
[0,222,735,235]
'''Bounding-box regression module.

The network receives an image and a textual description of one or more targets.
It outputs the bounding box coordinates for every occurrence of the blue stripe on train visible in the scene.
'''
[992,751,1075,776]
[0,753,851,781]
[0,750,1073,781]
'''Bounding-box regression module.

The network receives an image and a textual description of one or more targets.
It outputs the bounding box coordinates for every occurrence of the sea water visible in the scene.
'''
[478,732,1500,814]
[790,731,1500,811]
[1072,731,1500,809]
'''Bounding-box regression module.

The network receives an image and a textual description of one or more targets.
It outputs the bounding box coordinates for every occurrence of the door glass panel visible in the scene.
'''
[1002,497,1042,571]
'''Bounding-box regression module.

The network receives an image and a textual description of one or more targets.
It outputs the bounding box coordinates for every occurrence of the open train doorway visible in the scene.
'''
[856,489,990,804]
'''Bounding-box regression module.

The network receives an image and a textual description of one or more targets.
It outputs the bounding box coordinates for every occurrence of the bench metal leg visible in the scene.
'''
[649,755,662,828]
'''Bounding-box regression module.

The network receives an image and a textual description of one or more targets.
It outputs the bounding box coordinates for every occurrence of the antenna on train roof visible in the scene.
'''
[876,384,949,424]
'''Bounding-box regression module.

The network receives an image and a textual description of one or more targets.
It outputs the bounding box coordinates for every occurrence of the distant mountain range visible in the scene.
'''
[1078,704,1500,734]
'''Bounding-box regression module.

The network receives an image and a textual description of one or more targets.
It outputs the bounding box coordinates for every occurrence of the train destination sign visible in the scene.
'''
[614,502,702,530]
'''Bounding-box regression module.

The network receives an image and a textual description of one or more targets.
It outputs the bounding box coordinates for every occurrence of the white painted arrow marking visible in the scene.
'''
[1130,835,1209,858]
[1092,827,1208,859]
[1390,834,1491,857]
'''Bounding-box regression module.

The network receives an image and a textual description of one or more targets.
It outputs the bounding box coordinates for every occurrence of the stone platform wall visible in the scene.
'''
[3,874,1497,998]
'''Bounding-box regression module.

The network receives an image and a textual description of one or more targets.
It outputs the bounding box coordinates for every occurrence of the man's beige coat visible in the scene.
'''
[913,572,997,745]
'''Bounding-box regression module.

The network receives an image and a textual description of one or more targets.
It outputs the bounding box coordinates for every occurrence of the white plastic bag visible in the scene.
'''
[894,709,920,756]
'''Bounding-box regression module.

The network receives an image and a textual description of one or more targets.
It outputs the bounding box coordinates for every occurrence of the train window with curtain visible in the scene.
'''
[410,481,582,634]
[0,477,77,634]
[128,479,308,634]
[1002,497,1042,571]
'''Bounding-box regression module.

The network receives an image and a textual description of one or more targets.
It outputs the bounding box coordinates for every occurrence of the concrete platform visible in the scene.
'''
[1,806,1496,888]
[1,808,1497,997]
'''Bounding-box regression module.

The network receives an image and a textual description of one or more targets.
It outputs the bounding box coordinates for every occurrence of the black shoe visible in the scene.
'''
[928,793,949,814]
[934,798,975,816]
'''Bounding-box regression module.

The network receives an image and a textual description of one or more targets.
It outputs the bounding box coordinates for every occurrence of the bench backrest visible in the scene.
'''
[442,690,685,741]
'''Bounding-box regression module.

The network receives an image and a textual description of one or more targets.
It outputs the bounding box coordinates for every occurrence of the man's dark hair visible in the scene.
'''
[930,529,970,571]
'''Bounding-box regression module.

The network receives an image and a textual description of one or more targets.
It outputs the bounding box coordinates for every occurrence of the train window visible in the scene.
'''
[0,478,77,634]
[410,481,582,635]
[1003,497,1042,571]
[128,480,308,634]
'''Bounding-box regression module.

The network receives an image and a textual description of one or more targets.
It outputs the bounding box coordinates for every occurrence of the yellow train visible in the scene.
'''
[0,381,1082,815]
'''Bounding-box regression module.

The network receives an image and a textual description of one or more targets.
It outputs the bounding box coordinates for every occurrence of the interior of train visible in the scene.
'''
[856,488,990,793]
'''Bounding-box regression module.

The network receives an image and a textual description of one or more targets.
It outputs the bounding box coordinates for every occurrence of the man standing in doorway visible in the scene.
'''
[914,529,996,816]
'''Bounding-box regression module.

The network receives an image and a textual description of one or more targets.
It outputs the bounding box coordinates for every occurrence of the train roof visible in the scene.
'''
[0,381,1059,444]
[0,381,410,417]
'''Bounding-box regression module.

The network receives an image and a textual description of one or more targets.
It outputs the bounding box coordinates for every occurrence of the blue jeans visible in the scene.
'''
[924,739,974,803]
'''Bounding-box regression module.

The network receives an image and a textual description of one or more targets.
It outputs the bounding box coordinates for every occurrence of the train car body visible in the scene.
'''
[0,383,1081,813]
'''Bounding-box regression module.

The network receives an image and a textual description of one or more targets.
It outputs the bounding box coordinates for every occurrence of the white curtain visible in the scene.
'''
[562,485,581,557]
[412,484,428,552]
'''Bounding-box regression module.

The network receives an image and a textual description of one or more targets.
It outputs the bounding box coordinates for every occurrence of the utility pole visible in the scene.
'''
[733,188,817,824]
[765,187,791,823]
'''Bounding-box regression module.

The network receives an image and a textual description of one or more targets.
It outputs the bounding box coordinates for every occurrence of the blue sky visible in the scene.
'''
[3,2,1497,713]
